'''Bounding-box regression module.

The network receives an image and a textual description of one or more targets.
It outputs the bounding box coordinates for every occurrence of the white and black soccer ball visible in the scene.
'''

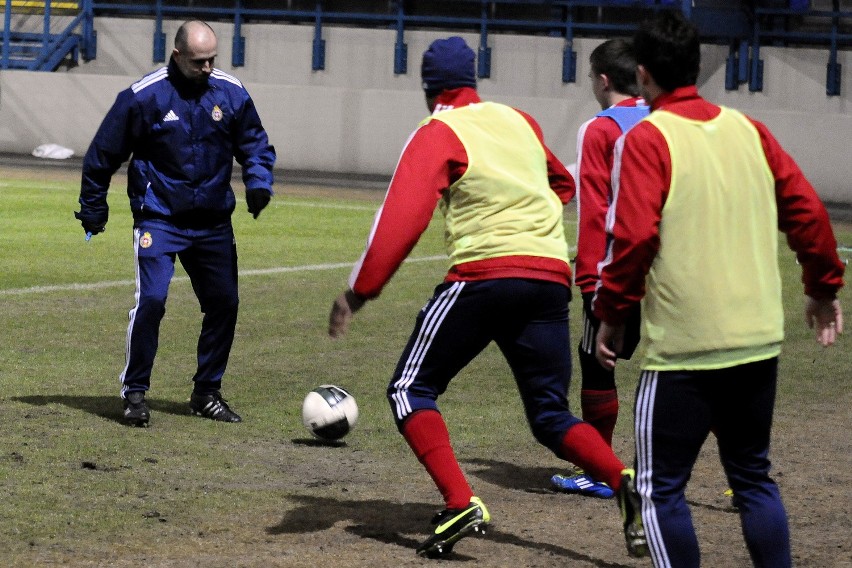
[301,385,359,441]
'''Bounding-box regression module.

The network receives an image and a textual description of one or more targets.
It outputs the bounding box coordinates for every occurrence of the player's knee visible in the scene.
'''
[200,291,238,314]
[528,409,581,453]
[136,293,167,315]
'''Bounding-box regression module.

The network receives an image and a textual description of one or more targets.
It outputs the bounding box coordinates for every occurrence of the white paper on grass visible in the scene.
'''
[32,143,74,160]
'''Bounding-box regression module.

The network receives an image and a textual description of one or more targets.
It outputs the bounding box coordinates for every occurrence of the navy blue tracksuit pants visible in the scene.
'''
[387,278,582,454]
[578,291,641,391]
[119,218,239,397]
[634,358,791,568]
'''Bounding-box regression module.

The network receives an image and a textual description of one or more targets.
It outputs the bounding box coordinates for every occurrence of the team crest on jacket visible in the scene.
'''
[211,105,223,121]
[139,231,153,249]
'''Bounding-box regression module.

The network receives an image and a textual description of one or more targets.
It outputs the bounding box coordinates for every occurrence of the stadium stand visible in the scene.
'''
[1,1,849,93]
[0,1,850,213]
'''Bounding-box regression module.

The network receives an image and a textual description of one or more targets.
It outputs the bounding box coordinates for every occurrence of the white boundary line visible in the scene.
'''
[0,247,582,297]
[9,242,836,297]
[0,255,446,297]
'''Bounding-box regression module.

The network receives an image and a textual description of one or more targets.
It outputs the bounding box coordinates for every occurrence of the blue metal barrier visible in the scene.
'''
[3,0,850,95]
[1,0,85,70]
[81,0,672,75]
[745,5,850,95]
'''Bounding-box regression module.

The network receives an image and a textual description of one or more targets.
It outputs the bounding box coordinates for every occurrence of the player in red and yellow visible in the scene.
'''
[552,38,648,499]
[328,36,637,558]
[595,12,845,565]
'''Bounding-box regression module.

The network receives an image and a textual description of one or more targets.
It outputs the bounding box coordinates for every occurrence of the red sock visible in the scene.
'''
[581,389,619,447]
[401,410,473,509]
[559,422,625,490]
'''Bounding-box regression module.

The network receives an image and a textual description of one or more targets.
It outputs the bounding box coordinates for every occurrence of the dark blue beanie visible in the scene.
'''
[421,37,476,97]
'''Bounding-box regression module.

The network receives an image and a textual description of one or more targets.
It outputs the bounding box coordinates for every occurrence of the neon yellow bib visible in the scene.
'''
[641,107,783,370]
[426,103,568,267]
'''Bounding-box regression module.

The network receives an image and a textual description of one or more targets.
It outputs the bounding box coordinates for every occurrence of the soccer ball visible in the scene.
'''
[301,385,359,440]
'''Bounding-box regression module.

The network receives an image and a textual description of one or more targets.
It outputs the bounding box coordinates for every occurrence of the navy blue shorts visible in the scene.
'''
[387,278,582,452]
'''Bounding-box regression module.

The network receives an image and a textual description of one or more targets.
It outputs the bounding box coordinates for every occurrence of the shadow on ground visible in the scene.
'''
[267,494,635,567]
[463,457,567,493]
[11,394,191,424]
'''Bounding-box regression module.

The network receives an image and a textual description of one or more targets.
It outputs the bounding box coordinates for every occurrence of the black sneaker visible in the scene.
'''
[617,468,648,558]
[123,391,150,427]
[189,391,242,423]
[416,496,490,558]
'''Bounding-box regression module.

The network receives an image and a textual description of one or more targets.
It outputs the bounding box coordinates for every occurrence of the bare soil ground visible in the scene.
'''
[2,158,850,568]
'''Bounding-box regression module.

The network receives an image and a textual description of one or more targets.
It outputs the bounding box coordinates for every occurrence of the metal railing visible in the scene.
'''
[3,1,850,95]
[746,3,851,95]
[2,0,89,70]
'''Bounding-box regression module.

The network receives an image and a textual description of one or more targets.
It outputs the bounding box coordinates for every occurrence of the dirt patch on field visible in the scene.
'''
[2,158,850,568]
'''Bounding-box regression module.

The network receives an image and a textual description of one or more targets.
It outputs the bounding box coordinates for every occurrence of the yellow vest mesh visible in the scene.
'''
[426,103,569,266]
[641,107,783,370]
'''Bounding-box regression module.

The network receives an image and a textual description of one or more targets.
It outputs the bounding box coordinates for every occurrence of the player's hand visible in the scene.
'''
[245,188,271,219]
[329,289,366,339]
[596,321,625,370]
[805,296,843,347]
[74,211,106,237]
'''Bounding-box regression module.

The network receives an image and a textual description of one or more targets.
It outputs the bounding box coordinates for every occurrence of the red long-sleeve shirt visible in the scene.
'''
[594,86,845,325]
[574,97,646,295]
[349,87,575,299]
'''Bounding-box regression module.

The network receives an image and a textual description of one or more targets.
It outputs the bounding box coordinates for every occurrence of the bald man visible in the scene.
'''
[77,20,276,427]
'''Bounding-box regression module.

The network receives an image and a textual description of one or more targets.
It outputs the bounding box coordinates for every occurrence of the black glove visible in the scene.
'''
[245,188,271,219]
[74,211,106,237]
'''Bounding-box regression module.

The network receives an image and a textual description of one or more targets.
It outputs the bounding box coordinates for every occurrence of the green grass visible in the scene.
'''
[0,173,849,566]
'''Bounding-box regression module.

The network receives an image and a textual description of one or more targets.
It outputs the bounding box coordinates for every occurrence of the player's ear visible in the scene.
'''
[636,65,650,88]
[600,73,612,92]
[425,94,438,112]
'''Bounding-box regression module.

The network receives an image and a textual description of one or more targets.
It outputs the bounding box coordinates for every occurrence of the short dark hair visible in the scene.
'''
[634,10,700,91]
[590,38,640,97]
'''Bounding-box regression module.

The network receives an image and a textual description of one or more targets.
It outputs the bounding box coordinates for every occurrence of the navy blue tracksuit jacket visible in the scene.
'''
[78,58,275,396]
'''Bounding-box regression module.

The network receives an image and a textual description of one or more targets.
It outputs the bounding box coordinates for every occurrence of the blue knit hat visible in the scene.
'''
[421,37,476,97]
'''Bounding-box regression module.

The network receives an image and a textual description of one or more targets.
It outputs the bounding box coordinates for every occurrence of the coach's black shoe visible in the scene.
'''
[189,391,242,423]
[618,468,648,558]
[416,496,490,558]
[123,391,150,427]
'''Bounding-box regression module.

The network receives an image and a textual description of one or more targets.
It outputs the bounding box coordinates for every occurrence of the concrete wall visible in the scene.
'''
[0,17,850,204]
